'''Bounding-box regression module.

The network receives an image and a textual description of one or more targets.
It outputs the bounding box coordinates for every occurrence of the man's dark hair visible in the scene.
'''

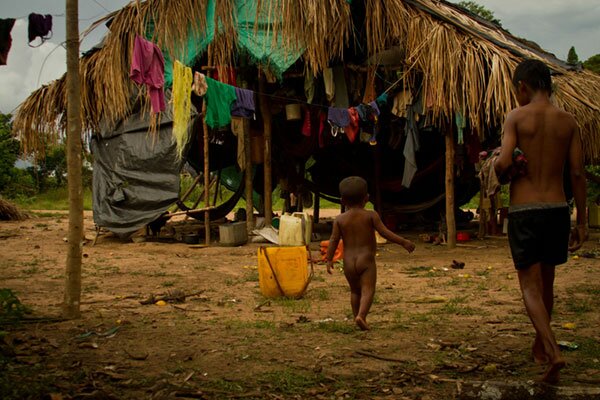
[512,59,552,93]
[339,176,368,206]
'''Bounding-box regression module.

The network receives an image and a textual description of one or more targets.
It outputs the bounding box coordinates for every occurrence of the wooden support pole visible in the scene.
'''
[63,0,83,319]
[445,130,457,249]
[314,191,320,223]
[243,119,254,233]
[373,143,383,217]
[258,71,273,226]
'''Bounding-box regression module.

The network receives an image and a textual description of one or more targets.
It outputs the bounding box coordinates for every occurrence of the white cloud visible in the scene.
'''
[0,20,66,114]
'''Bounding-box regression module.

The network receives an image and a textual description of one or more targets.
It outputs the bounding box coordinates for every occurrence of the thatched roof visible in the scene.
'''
[13,0,600,161]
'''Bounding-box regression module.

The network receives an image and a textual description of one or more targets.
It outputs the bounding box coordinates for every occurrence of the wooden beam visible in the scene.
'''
[202,59,212,245]
[243,119,254,233]
[445,130,456,249]
[258,71,273,226]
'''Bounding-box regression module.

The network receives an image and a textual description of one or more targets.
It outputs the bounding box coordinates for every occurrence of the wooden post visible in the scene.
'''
[202,61,212,245]
[243,119,254,233]
[63,0,83,319]
[258,71,272,226]
[373,143,383,216]
[445,129,456,249]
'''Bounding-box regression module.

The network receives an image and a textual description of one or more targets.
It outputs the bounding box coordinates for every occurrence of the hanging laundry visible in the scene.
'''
[323,68,335,103]
[345,108,359,143]
[304,74,315,104]
[231,87,255,119]
[0,18,15,66]
[192,71,207,96]
[204,76,237,129]
[318,112,326,148]
[455,111,466,145]
[392,89,413,118]
[375,93,388,107]
[130,35,166,114]
[301,110,311,137]
[332,65,349,108]
[402,105,421,188]
[28,13,52,47]
[362,66,376,103]
[368,100,380,117]
[327,107,350,138]
[172,60,193,160]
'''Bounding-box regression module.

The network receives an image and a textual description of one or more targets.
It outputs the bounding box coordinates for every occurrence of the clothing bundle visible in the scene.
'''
[0,13,54,67]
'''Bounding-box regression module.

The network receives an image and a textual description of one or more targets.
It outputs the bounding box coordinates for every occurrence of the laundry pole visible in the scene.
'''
[258,71,272,226]
[445,129,456,249]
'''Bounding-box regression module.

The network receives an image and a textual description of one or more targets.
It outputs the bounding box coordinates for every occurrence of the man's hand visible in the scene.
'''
[326,260,334,275]
[568,225,589,252]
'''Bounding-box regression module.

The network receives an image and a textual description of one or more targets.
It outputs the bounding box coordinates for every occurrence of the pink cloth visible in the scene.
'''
[130,36,165,113]
[345,107,359,143]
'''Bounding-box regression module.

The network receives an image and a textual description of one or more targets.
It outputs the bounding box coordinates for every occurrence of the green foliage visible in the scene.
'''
[0,289,31,323]
[583,54,600,74]
[458,1,502,26]
[567,46,580,65]
[586,165,600,204]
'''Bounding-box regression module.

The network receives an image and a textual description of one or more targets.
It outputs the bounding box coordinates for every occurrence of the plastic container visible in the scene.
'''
[258,246,311,298]
[279,212,313,246]
[219,222,248,246]
[285,104,302,121]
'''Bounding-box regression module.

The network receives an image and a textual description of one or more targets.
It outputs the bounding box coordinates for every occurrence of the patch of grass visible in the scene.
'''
[34,223,48,228]
[15,187,93,211]
[0,289,31,323]
[436,296,480,316]
[315,321,355,334]
[161,281,175,287]
[311,275,326,283]
[225,319,276,330]
[310,288,329,301]
[147,271,167,277]
[272,297,311,314]
[259,369,327,395]
[242,270,259,282]
[565,298,593,314]
[567,284,600,297]
[205,379,245,393]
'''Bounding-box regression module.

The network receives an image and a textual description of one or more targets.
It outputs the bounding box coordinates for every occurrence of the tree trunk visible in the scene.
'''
[258,72,272,225]
[445,131,456,249]
[63,0,83,319]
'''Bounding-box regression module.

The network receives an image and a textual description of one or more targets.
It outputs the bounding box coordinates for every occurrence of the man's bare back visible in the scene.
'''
[497,101,578,205]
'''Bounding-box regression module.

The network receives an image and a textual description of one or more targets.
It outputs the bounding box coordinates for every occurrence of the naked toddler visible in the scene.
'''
[326,176,415,330]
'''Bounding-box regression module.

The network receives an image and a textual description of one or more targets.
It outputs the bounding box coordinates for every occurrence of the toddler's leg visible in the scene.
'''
[343,267,361,318]
[355,264,377,330]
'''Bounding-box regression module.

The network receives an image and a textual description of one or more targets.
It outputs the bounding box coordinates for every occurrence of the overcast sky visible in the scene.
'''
[0,0,598,114]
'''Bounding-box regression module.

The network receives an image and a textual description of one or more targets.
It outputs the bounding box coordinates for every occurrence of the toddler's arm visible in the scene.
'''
[372,211,415,253]
[326,220,341,274]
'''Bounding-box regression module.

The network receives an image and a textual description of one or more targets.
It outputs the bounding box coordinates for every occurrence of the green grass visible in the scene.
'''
[315,321,355,334]
[272,297,312,314]
[15,187,93,210]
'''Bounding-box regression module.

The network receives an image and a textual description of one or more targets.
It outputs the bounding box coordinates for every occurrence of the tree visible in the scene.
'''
[584,54,600,74]
[458,1,502,26]
[567,46,580,65]
[0,114,18,192]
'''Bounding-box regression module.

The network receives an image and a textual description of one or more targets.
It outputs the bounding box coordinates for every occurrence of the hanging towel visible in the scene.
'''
[204,77,237,129]
[130,35,166,114]
[455,111,466,145]
[231,87,255,118]
[0,18,15,66]
[346,108,359,143]
[172,60,193,160]
[304,74,315,104]
[28,13,52,46]
[192,71,207,96]
[402,105,421,188]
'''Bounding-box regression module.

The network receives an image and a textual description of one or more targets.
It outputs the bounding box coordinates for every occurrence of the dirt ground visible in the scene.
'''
[1,210,600,399]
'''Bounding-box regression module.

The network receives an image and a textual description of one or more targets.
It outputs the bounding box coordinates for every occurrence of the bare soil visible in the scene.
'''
[1,211,600,399]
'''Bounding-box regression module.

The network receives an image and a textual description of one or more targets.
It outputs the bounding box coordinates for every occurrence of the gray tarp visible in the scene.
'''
[91,104,192,238]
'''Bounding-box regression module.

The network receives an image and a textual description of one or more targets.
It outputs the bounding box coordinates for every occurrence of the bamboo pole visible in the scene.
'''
[445,129,456,249]
[202,54,212,245]
[258,71,272,226]
[63,0,83,319]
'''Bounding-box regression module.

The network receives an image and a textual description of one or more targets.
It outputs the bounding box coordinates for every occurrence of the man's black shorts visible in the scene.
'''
[507,203,570,270]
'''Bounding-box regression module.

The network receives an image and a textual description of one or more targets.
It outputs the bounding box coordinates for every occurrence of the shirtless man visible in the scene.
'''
[495,59,588,383]
[326,176,415,330]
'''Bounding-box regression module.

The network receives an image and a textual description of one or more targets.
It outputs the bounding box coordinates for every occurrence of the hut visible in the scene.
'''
[12,0,600,240]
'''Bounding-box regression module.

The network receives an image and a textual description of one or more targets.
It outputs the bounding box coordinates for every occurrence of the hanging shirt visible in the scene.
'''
[231,87,255,118]
[204,77,237,128]
[327,107,350,128]
[0,18,15,66]
[402,105,421,188]
[172,60,193,160]
[28,13,52,46]
[345,108,360,143]
[130,35,166,114]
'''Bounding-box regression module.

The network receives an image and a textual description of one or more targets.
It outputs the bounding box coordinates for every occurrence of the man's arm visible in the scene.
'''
[326,219,341,274]
[494,110,518,176]
[568,122,588,251]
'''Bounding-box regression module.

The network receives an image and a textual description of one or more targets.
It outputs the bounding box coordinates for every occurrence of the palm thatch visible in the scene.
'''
[0,198,27,221]
[13,0,600,161]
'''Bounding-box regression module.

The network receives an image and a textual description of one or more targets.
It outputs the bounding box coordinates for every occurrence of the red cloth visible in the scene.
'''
[0,18,15,66]
[345,107,359,143]
[130,36,166,113]
[301,110,311,137]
